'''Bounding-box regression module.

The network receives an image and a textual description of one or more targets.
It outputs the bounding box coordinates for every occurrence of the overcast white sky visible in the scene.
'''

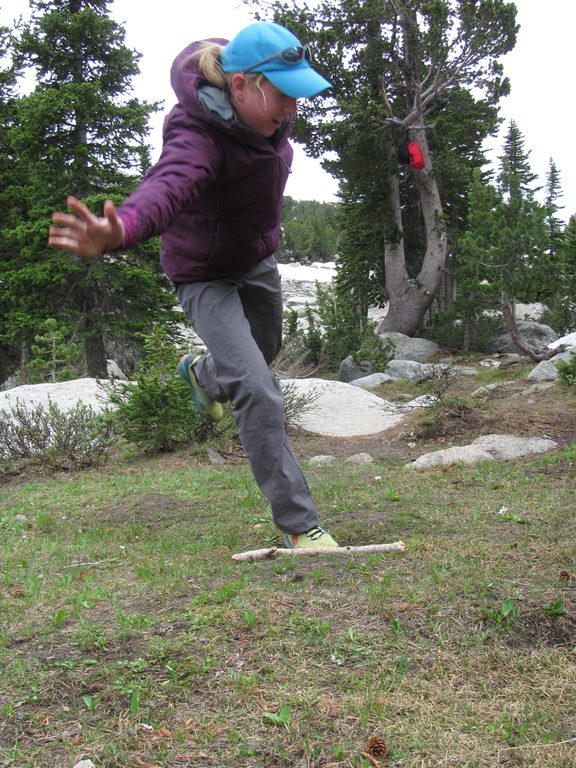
[1,1,574,218]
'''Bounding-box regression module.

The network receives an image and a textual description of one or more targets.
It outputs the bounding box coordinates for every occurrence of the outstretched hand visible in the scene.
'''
[48,196,125,258]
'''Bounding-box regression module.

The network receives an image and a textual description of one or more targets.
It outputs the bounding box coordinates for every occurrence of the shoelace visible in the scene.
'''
[304,526,326,541]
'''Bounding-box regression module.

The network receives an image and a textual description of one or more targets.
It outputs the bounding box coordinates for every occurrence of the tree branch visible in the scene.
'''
[232,541,406,562]
[501,293,565,361]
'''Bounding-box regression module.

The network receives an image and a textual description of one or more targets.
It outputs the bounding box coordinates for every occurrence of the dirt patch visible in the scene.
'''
[99,493,191,524]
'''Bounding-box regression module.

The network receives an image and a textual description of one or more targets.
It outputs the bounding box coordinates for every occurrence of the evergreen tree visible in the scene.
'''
[544,214,576,334]
[28,316,81,382]
[0,0,178,382]
[452,170,503,351]
[544,158,564,262]
[449,121,552,357]
[0,15,23,381]
[495,120,548,308]
[558,216,576,332]
[443,121,557,355]
[498,119,539,200]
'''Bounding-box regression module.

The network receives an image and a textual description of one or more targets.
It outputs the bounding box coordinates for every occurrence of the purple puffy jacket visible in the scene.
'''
[117,39,294,283]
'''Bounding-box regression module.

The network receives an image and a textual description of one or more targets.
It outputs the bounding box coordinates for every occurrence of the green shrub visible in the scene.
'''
[352,323,395,374]
[281,283,394,372]
[422,308,502,352]
[557,349,576,387]
[105,328,212,453]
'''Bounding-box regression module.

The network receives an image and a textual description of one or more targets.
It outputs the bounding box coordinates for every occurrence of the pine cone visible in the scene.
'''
[366,736,389,759]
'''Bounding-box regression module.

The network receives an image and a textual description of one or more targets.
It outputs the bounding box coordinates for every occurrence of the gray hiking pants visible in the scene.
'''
[176,256,319,534]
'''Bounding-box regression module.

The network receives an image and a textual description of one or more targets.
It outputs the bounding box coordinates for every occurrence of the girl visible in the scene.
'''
[49,20,338,549]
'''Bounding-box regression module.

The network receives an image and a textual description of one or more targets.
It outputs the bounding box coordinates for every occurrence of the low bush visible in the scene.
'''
[557,349,576,387]
[0,400,115,467]
[103,326,217,454]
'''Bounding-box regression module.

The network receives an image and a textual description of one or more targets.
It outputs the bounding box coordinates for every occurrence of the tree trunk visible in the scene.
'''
[83,282,108,378]
[84,328,108,378]
[378,128,447,335]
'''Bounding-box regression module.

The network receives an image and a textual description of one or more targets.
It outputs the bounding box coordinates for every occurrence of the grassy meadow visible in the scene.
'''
[1,367,575,768]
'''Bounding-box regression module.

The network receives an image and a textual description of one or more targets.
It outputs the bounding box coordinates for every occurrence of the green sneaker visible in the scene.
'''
[283,526,339,549]
[178,353,224,423]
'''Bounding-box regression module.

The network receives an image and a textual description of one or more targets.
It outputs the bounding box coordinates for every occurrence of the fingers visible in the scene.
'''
[47,230,81,250]
[48,197,124,256]
[65,195,94,221]
[51,211,84,229]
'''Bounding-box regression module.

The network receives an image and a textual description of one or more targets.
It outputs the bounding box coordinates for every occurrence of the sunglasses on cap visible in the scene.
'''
[242,44,312,74]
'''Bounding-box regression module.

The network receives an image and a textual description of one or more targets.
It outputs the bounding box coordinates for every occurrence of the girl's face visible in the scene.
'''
[230,74,297,137]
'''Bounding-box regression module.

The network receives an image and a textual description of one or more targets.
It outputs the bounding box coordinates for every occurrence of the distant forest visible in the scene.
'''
[278,197,339,264]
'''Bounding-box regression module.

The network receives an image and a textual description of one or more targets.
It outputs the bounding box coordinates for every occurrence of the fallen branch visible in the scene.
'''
[232,541,406,562]
[65,558,119,568]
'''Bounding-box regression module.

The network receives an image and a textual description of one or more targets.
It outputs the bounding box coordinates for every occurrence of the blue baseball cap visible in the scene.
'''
[221,21,332,99]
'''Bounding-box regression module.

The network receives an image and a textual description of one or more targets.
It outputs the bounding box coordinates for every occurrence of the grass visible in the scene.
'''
[1,375,575,767]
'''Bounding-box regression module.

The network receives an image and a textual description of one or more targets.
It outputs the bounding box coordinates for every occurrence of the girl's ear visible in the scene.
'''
[229,73,248,102]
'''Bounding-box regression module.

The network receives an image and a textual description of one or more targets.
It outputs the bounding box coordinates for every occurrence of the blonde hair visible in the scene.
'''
[194,42,229,89]
[190,42,266,95]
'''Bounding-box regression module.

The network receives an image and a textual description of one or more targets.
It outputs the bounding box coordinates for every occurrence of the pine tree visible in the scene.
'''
[278,198,339,263]
[28,317,81,382]
[544,158,564,261]
[545,214,576,334]
[0,16,23,381]
[1,0,178,382]
[448,122,554,356]
[498,119,539,200]
[558,216,576,331]
[496,121,548,308]
[486,121,550,358]
[452,170,503,351]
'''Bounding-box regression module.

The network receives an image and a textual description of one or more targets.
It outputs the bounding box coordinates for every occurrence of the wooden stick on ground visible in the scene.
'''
[232,541,406,562]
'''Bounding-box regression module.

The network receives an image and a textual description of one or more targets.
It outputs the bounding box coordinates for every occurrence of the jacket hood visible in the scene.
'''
[170,39,229,119]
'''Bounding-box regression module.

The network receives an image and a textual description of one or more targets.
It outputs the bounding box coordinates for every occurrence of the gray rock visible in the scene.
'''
[485,322,559,354]
[285,378,404,437]
[406,433,558,470]
[451,366,479,377]
[521,382,558,395]
[385,359,434,382]
[339,333,440,382]
[549,348,576,363]
[471,434,558,460]
[527,360,559,382]
[379,332,440,362]
[349,373,395,389]
[345,452,374,464]
[406,445,494,469]
[106,359,127,379]
[309,455,339,465]
[339,355,372,382]
[470,384,494,398]
[74,761,97,768]
[207,447,227,465]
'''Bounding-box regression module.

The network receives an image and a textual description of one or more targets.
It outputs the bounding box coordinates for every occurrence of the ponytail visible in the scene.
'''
[194,43,230,90]
[186,41,265,95]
